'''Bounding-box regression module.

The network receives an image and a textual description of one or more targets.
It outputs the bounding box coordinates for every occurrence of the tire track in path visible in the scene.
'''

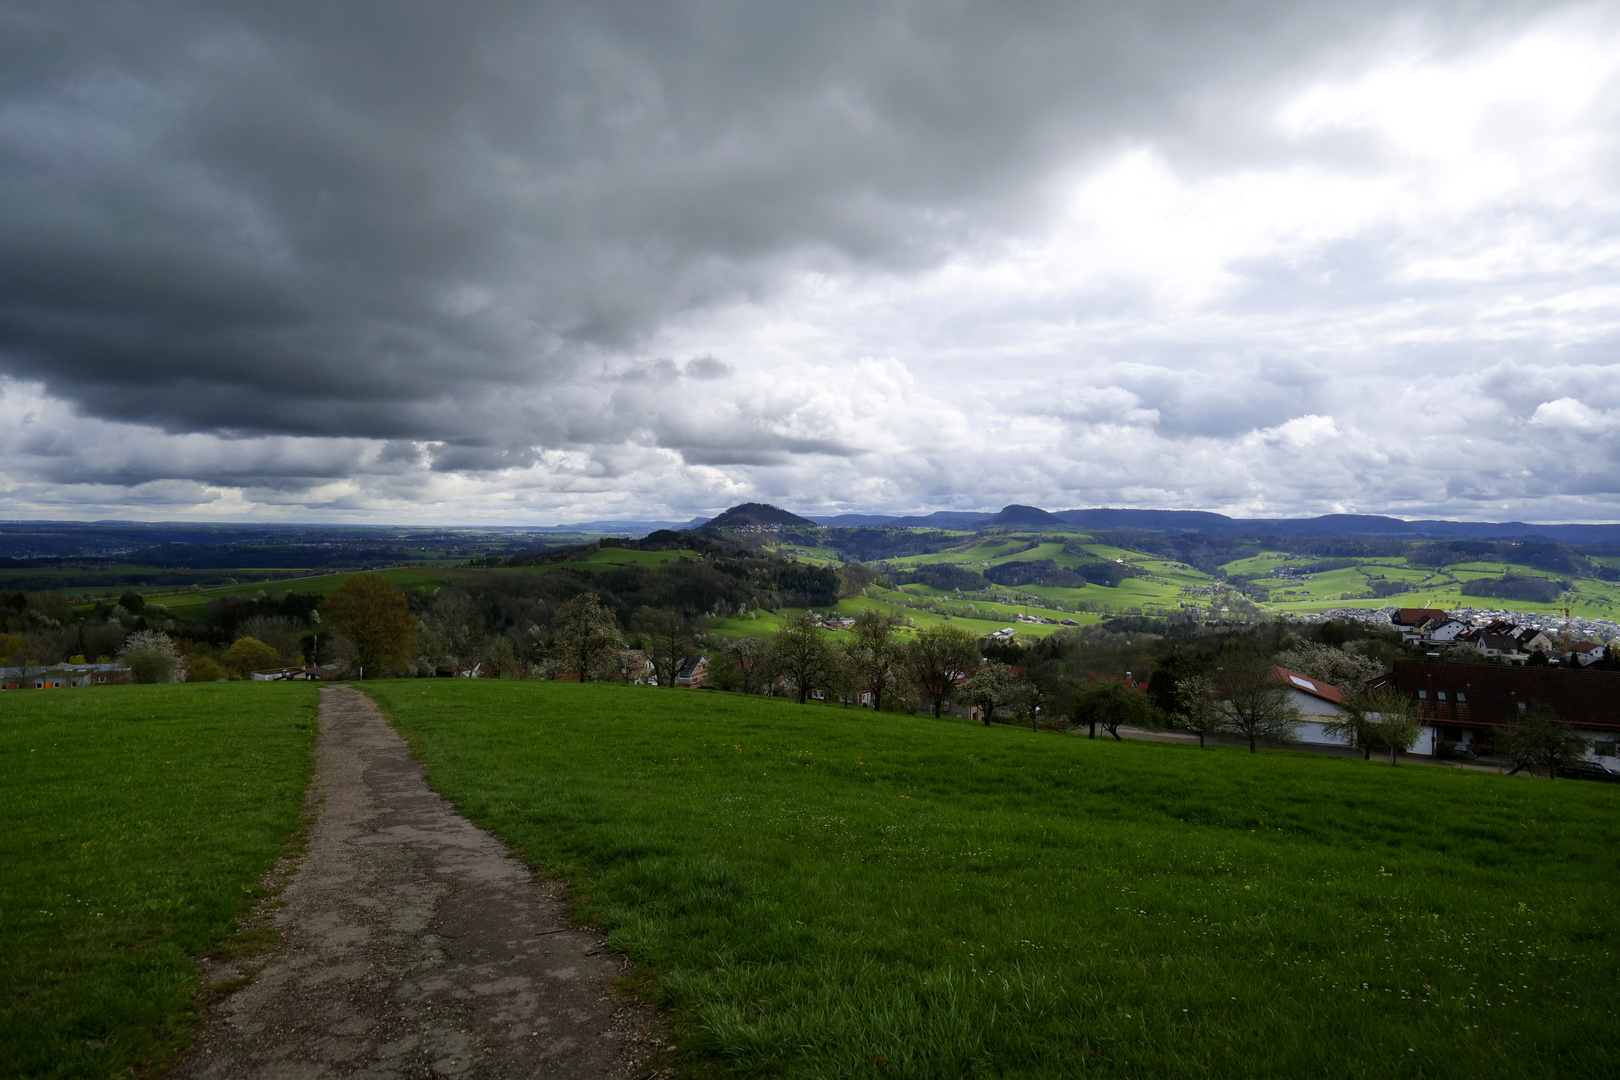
[173,684,663,1079]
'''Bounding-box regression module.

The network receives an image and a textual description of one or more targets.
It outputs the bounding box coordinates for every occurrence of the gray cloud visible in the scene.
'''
[1,0,1615,523]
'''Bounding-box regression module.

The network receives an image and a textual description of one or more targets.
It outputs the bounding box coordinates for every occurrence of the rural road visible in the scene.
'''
[173,684,662,1080]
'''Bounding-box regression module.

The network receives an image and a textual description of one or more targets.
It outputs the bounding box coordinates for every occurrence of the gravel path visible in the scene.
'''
[172,684,662,1080]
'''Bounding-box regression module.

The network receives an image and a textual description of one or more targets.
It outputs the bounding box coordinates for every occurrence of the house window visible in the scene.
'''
[1456,692,1466,703]
[1594,741,1617,757]
[1517,701,1527,711]
[1437,691,1447,701]
[1417,690,1427,700]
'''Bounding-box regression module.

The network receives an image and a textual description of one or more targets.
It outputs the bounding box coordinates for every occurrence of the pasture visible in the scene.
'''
[0,683,319,1078]
[368,680,1619,1079]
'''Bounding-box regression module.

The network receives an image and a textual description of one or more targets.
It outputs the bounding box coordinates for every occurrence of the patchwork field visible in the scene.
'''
[0,683,319,1078]
[1250,557,1619,619]
[367,680,1619,1079]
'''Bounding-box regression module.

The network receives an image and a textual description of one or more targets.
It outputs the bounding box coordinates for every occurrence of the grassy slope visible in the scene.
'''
[880,535,1228,617]
[368,681,1618,1080]
[0,683,319,1078]
[543,548,700,571]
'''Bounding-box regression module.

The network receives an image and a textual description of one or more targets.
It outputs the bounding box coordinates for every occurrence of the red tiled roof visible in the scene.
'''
[1268,666,1346,706]
[1393,608,1448,626]
[1371,661,1620,730]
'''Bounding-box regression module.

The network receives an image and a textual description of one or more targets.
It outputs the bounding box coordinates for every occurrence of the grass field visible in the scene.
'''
[539,547,702,571]
[707,594,1100,643]
[1252,557,1619,619]
[366,681,1619,1079]
[0,683,319,1078]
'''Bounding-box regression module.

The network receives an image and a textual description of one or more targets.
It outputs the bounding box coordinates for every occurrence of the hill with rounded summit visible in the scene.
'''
[703,503,816,529]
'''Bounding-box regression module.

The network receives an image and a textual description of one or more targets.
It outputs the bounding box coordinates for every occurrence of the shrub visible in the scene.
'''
[117,630,180,684]
[222,636,282,678]
[185,655,229,682]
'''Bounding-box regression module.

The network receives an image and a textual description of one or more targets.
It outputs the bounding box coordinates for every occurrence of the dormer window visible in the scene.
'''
[1417,690,1427,700]
[1437,691,1447,701]
[1456,692,1466,703]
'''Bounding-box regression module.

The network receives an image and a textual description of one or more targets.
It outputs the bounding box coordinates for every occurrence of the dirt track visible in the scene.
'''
[172,684,661,1079]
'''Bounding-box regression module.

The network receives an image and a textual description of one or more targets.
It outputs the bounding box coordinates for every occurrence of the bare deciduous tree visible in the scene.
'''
[903,624,978,717]
[765,614,837,704]
[1502,704,1589,779]
[847,608,900,711]
[633,607,691,687]
[1211,662,1301,753]
[1172,675,1224,748]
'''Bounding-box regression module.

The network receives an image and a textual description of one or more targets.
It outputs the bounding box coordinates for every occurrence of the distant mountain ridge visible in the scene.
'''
[803,505,1620,543]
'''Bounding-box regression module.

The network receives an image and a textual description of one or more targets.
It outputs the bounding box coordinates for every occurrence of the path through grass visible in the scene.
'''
[1,683,319,1078]
[368,681,1618,1079]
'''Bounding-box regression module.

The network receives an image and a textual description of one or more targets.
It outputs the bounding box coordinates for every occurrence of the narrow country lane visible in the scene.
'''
[172,684,661,1080]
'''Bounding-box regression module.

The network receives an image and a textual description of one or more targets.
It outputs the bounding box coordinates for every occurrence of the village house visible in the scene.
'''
[1419,617,1471,646]
[1391,608,1448,642]
[1472,631,1528,663]
[1,662,132,690]
[1368,660,1620,767]
[674,654,709,687]
[1572,641,1608,667]
[1268,666,1355,748]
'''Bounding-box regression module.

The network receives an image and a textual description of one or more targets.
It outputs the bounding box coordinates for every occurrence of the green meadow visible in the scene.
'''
[367,680,1619,1079]
[1253,557,1619,618]
[0,683,319,1078]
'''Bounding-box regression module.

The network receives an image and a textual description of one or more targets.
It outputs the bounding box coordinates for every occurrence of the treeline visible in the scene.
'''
[821,529,967,562]
[0,535,856,683]
[889,555,1147,593]
[693,612,1416,753]
[1406,540,1609,578]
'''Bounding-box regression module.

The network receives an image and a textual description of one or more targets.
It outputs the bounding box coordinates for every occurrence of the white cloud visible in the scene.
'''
[1529,396,1620,434]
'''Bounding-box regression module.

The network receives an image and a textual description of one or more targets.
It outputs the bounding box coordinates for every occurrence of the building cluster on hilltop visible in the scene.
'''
[1387,607,1610,666]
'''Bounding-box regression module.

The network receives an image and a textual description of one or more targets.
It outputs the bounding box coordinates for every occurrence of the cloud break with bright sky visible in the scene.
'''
[2,1,1618,524]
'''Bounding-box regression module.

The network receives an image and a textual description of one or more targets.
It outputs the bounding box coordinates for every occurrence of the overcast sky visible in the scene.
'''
[2,1,1617,524]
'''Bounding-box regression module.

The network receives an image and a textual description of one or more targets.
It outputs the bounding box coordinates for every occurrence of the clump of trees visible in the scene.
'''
[1459,575,1568,603]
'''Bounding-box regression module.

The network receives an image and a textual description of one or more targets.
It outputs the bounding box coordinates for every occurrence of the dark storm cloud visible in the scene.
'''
[0,0,1538,450]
